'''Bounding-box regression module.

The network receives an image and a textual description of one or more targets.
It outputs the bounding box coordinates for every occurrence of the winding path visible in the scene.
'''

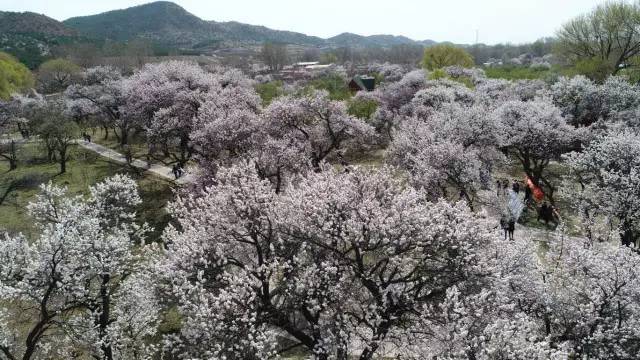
[77,140,195,185]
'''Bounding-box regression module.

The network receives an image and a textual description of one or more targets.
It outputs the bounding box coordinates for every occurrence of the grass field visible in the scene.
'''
[0,141,175,239]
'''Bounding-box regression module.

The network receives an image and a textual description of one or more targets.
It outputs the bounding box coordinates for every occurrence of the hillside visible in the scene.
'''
[64,1,219,47]
[0,11,79,68]
[328,32,434,48]
[0,11,76,36]
[216,21,326,47]
[63,1,428,50]
[64,1,326,49]
[0,1,443,67]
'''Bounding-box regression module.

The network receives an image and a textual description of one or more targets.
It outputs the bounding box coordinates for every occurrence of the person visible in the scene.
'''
[507,219,515,240]
[524,186,532,204]
[548,205,560,228]
[123,145,133,165]
[500,215,509,240]
[86,134,91,142]
[538,202,549,223]
[496,180,502,196]
[502,179,509,194]
[512,180,520,194]
[177,165,184,178]
[172,164,179,179]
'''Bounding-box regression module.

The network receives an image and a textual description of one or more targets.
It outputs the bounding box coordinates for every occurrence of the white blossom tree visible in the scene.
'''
[565,131,640,247]
[494,99,578,203]
[0,175,158,360]
[159,162,494,360]
[389,103,501,208]
[65,66,129,144]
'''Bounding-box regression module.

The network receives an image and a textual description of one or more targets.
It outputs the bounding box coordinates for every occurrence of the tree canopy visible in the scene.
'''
[556,1,640,76]
[0,52,34,100]
[37,58,82,94]
[422,44,474,70]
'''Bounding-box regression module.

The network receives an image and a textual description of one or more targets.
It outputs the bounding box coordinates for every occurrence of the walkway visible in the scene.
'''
[77,140,195,185]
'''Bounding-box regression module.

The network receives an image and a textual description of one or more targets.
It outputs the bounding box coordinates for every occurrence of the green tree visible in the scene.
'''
[574,57,615,82]
[37,58,82,93]
[261,42,288,72]
[556,1,640,76]
[0,52,34,100]
[308,73,351,100]
[347,97,378,121]
[422,44,474,70]
[36,108,78,174]
[320,52,338,64]
[255,81,284,106]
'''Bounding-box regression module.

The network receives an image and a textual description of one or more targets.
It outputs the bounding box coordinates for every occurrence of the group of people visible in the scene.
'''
[497,178,536,204]
[81,132,92,142]
[172,164,185,179]
[497,177,561,241]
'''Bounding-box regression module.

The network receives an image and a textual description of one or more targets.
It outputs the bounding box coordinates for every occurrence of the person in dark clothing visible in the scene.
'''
[123,145,133,165]
[172,164,179,179]
[538,202,549,223]
[502,179,509,193]
[524,186,532,204]
[507,219,515,240]
[500,215,509,240]
[496,180,502,196]
[512,181,520,194]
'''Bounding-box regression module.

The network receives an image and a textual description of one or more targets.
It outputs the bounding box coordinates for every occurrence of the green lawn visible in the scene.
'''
[0,141,175,240]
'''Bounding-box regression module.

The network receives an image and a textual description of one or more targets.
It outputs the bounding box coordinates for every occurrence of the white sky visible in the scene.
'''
[0,0,611,44]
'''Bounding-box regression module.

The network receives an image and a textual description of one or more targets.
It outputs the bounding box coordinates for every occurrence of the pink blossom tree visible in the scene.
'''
[263,90,376,171]
[65,66,131,144]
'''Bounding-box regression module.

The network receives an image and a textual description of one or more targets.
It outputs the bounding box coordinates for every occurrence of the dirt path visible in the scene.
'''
[77,140,195,185]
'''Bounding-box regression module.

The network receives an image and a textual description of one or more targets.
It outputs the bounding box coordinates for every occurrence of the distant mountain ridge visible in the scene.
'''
[0,11,80,68]
[0,1,440,68]
[62,1,435,49]
[0,11,76,36]
[328,32,436,48]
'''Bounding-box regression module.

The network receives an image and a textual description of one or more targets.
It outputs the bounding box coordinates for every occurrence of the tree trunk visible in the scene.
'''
[98,274,113,360]
[58,148,67,174]
[8,141,18,171]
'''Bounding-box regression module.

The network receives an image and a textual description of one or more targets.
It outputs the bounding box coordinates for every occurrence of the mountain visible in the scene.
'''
[63,1,326,49]
[328,32,433,48]
[1,1,441,68]
[64,2,217,47]
[0,11,76,37]
[63,1,428,50]
[215,21,326,47]
[0,11,80,68]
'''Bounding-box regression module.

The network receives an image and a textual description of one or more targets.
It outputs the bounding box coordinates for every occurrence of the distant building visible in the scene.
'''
[349,75,376,92]
[305,64,333,70]
[293,61,320,68]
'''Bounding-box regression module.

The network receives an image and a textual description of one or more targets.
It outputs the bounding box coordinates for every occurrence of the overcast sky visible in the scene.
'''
[1,0,610,44]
